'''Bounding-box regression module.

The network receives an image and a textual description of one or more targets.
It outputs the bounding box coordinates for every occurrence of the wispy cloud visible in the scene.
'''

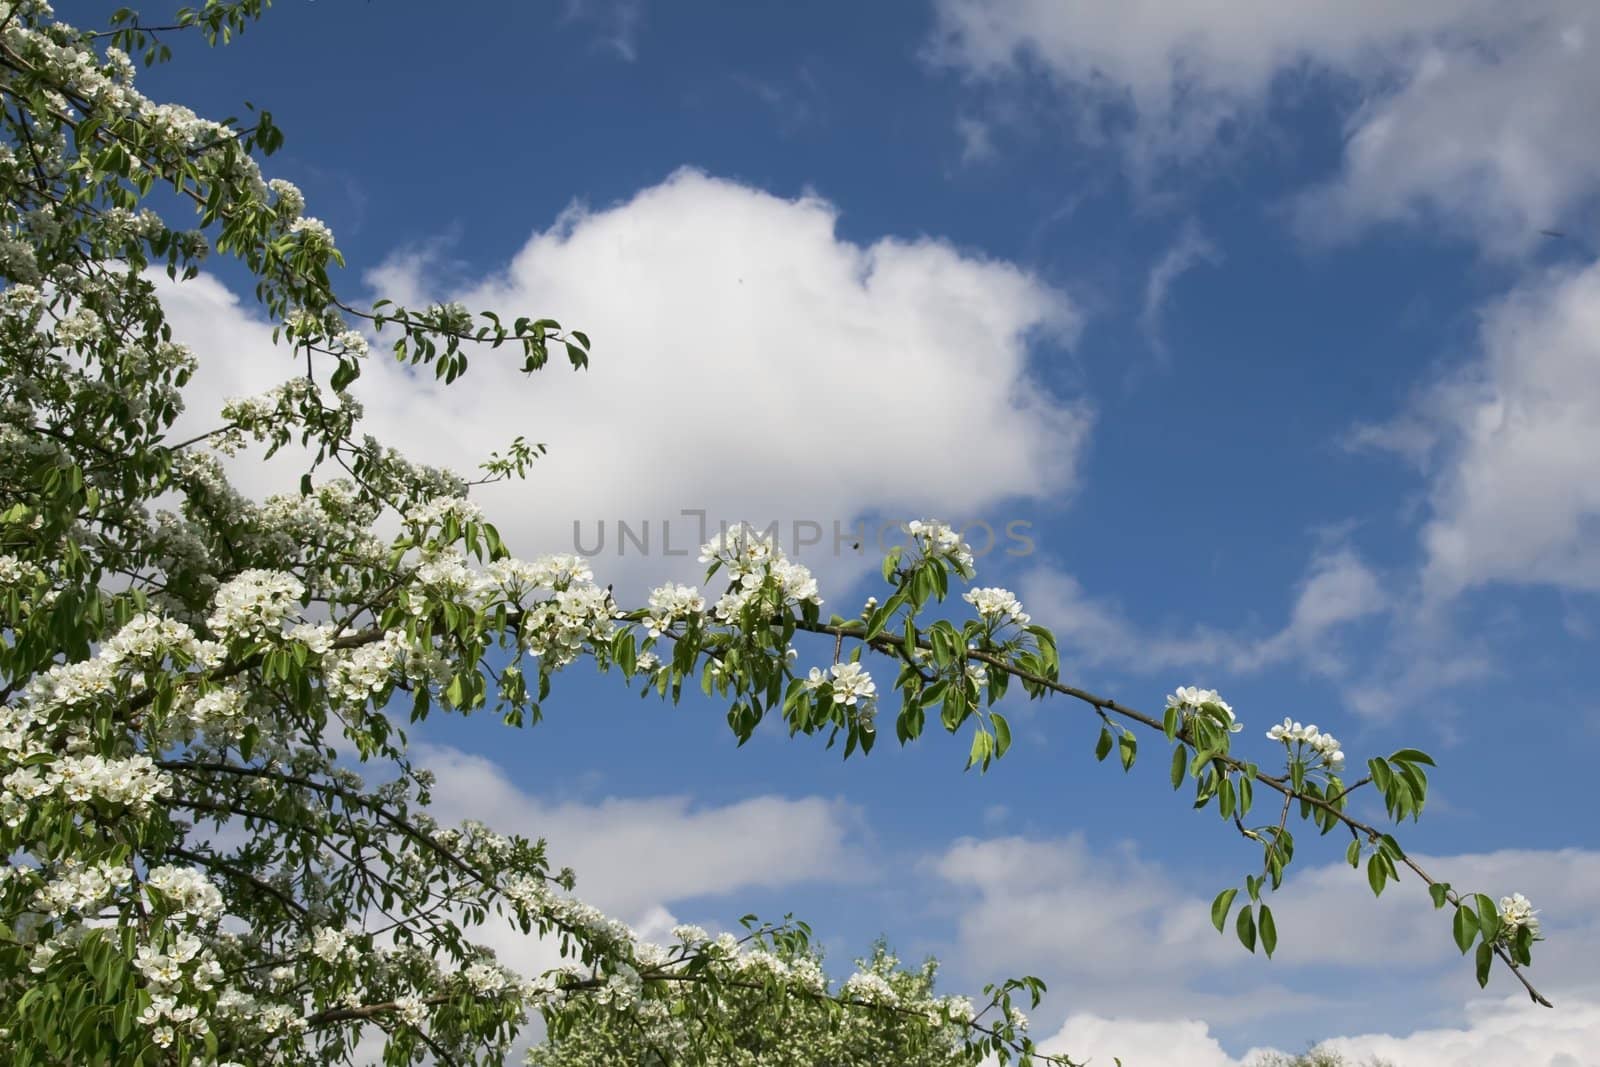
[1021,543,1387,679]
[562,0,646,62]
[1141,220,1222,355]
[955,115,996,163]
[734,65,824,133]
[927,0,1600,254]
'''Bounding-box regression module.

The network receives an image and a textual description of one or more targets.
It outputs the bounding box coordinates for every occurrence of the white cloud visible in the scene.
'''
[926,0,1498,164]
[1018,565,1244,673]
[932,833,1233,984]
[416,743,872,918]
[1040,1013,1247,1067]
[1293,14,1600,256]
[1341,643,1493,719]
[1040,996,1600,1067]
[1349,260,1600,601]
[927,0,1600,252]
[1313,996,1600,1067]
[1399,262,1600,598]
[1252,546,1390,673]
[1284,548,1389,635]
[1141,221,1222,354]
[1019,544,1386,677]
[1015,544,1506,724]
[933,832,1599,1027]
[370,742,873,1058]
[162,169,1089,596]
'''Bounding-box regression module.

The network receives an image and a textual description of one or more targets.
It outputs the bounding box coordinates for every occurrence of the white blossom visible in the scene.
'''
[394,993,427,1026]
[1500,893,1540,936]
[288,216,334,248]
[964,586,1030,627]
[1168,685,1243,734]
[646,582,705,636]
[207,569,304,639]
[906,519,976,575]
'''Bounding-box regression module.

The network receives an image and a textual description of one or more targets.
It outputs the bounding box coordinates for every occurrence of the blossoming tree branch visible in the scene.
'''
[0,1,1550,1064]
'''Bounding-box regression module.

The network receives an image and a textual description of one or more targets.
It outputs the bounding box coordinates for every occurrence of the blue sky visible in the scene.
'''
[72,0,1600,1062]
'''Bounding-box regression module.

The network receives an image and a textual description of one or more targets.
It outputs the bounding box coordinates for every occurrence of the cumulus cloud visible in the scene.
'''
[1403,262,1600,598]
[416,743,873,918]
[932,833,1233,983]
[1040,1014,1247,1067]
[162,169,1089,596]
[1040,996,1600,1067]
[1292,13,1600,255]
[933,833,1600,1028]
[927,0,1600,252]
[1346,259,1600,600]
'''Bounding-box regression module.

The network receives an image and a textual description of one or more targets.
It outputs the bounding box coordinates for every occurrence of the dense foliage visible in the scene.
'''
[1249,1050,1395,1067]
[0,1,1550,1064]
[527,941,970,1067]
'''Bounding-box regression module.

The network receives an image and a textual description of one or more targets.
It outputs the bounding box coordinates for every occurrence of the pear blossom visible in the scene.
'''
[288,216,334,248]
[207,569,305,639]
[964,586,1030,627]
[1167,685,1243,733]
[1266,717,1345,766]
[1500,893,1541,936]
[645,582,705,636]
[905,519,976,575]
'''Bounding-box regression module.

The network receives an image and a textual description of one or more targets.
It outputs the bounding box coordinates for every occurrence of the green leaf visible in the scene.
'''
[1475,894,1502,945]
[863,603,892,642]
[1368,757,1394,795]
[1210,888,1237,933]
[967,729,993,772]
[1235,904,1257,953]
[1475,941,1493,988]
[1429,883,1451,910]
[1453,905,1479,954]
[1513,923,1534,967]
[1169,745,1187,790]
[1117,730,1136,772]
[992,713,1012,758]
[1367,853,1387,897]
[1094,726,1113,762]
[1389,748,1436,767]
[1259,904,1277,958]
